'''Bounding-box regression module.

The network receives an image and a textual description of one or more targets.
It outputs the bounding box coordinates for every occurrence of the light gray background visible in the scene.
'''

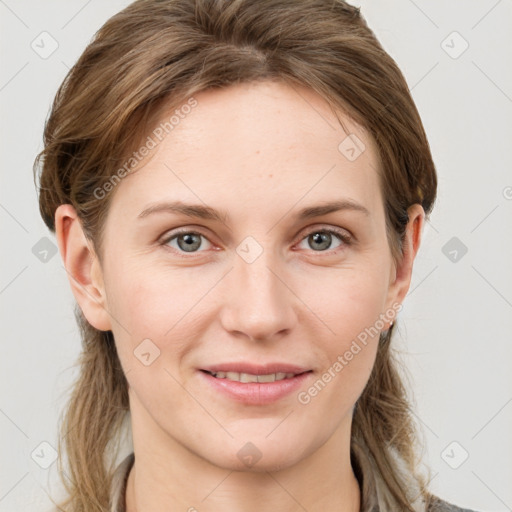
[1,1,511,511]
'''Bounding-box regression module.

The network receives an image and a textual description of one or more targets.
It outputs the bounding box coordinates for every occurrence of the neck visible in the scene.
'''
[126,460,360,512]
[125,422,361,512]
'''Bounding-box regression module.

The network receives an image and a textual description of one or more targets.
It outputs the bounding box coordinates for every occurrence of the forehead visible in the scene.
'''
[108,80,383,219]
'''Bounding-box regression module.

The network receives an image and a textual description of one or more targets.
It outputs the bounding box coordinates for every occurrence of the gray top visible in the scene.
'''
[109,448,477,512]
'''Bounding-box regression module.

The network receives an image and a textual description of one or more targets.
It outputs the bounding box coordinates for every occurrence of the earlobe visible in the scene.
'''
[55,204,112,332]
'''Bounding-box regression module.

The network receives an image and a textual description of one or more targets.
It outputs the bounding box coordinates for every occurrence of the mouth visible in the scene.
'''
[197,363,314,405]
[200,369,311,383]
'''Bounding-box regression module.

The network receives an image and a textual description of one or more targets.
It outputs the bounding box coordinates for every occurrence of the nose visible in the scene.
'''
[218,246,297,342]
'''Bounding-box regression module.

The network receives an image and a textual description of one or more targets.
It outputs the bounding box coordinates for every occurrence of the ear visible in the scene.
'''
[55,204,112,331]
[383,204,425,325]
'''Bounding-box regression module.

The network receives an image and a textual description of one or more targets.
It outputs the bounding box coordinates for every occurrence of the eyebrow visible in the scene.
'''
[137,199,370,223]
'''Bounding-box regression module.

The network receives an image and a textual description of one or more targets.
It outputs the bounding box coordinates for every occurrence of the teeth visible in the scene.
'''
[257,373,275,383]
[240,372,258,383]
[210,371,297,382]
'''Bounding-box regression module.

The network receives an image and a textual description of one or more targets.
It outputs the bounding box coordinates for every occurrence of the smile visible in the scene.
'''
[198,369,313,405]
[204,370,301,382]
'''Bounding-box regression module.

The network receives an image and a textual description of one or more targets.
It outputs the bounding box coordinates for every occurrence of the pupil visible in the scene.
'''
[176,232,332,253]
[311,232,330,251]
[178,233,201,252]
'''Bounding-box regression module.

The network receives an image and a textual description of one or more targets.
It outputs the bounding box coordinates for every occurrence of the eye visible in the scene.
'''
[160,226,352,257]
[161,229,213,254]
[296,227,351,253]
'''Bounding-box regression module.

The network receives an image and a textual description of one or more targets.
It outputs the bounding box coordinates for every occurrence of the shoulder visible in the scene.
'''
[427,494,480,512]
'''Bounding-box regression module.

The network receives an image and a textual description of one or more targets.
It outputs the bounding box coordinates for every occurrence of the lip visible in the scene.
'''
[200,362,311,375]
[198,364,313,405]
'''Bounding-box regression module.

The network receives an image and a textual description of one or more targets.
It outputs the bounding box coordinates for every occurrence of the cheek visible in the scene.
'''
[103,258,216,359]
[104,265,199,408]
[305,265,390,347]
[298,271,384,416]
[300,266,387,395]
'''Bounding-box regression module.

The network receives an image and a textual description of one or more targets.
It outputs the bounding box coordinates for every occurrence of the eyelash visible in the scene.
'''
[159,226,352,258]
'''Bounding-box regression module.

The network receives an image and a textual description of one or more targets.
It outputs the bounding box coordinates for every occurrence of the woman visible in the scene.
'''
[33,0,477,511]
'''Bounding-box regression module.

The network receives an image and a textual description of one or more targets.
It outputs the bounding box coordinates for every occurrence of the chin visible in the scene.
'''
[222,453,301,473]
[202,437,310,473]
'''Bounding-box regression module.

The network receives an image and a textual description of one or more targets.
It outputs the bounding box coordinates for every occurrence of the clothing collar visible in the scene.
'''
[110,451,134,512]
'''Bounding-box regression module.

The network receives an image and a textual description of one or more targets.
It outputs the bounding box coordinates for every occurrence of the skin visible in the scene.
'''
[55,80,424,512]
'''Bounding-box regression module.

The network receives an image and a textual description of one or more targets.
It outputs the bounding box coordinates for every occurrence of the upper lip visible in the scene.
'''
[200,362,312,375]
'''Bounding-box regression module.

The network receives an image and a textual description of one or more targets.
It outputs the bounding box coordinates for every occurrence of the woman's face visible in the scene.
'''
[77,80,421,471]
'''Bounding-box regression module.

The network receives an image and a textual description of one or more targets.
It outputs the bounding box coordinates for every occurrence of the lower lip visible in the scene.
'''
[198,370,313,405]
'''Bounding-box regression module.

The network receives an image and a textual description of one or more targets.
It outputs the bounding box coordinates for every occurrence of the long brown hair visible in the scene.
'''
[33,1,437,510]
